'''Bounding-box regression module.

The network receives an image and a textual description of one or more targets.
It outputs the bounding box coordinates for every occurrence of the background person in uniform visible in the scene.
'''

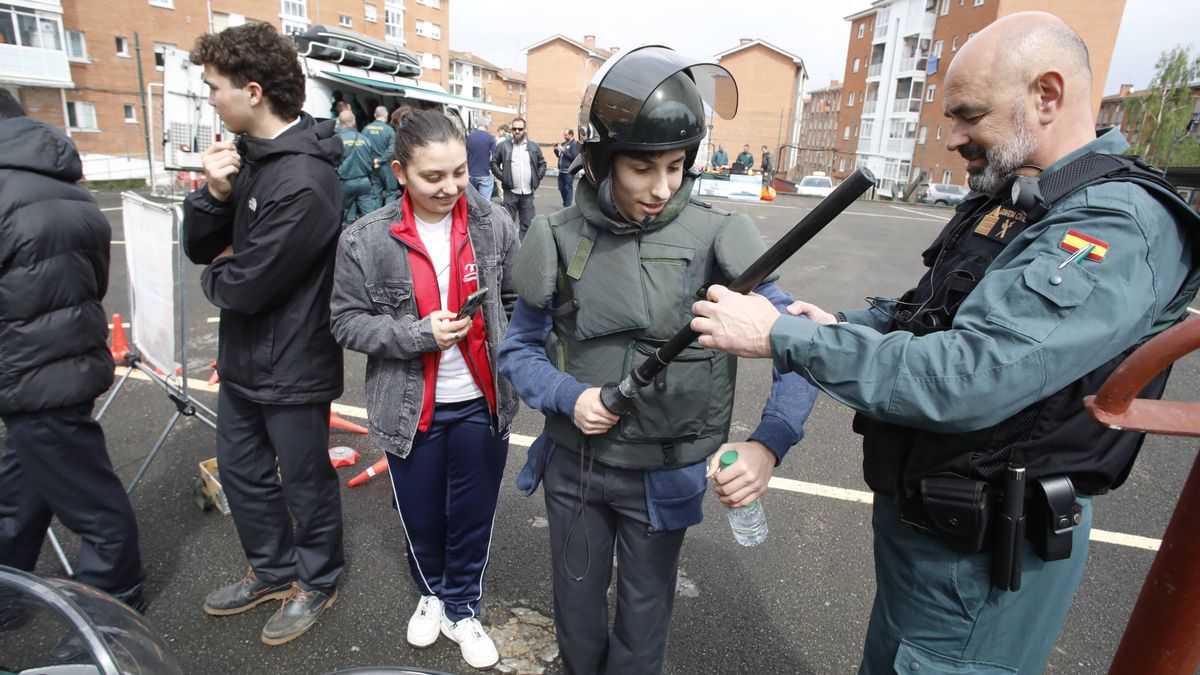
[760,144,773,185]
[498,46,817,675]
[362,105,397,206]
[331,111,520,671]
[553,128,580,207]
[182,22,346,647]
[690,13,1199,674]
[466,123,496,199]
[490,117,546,238]
[0,87,146,615]
[711,143,728,171]
[335,109,380,226]
[735,144,754,170]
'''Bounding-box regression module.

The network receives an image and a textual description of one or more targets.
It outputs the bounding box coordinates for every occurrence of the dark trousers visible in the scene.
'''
[558,172,575,207]
[503,190,536,239]
[386,397,508,622]
[544,445,686,675]
[0,403,144,604]
[341,176,380,227]
[216,387,344,593]
[375,165,399,205]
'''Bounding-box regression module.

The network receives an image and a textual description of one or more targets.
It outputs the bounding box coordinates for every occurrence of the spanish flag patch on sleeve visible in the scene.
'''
[1059,230,1108,262]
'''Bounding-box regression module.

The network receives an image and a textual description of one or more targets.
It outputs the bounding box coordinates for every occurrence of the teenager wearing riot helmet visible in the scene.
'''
[498,46,817,675]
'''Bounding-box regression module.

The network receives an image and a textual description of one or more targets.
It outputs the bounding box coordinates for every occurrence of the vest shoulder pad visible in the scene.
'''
[513,215,558,309]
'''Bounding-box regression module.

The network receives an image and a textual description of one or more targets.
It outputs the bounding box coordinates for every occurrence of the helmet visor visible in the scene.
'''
[578,45,737,143]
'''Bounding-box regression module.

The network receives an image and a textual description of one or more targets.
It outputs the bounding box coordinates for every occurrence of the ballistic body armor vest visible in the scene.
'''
[516,177,771,470]
[859,153,1200,501]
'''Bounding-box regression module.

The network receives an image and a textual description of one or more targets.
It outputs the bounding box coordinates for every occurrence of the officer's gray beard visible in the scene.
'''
[965,106,1038,195]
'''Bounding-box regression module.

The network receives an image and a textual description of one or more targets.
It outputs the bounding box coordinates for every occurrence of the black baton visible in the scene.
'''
[599,167,877,415]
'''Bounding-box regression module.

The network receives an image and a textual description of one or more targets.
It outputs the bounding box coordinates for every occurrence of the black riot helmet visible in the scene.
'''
[577,45,738,185]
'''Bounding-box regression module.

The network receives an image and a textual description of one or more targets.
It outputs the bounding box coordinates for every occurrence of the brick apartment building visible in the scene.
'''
[1,0,450,179]
[524,34,612,147]
[448,49,524,131]
[711,39,808,176]
[1097,82,1200,157]
[796,80,843,180]
[835,0,1123,196]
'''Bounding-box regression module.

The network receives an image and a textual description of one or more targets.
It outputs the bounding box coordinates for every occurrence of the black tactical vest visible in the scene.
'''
[859,153,1199,500]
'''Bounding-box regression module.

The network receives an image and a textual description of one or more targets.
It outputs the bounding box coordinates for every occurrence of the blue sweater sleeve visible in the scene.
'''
[747,282,818,464]
[497,299,589,417]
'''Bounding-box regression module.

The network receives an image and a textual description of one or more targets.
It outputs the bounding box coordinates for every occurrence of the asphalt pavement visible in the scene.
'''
[8,183,1198,674]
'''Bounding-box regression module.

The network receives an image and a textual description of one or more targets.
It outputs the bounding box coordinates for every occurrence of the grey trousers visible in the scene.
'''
[216,387,345,593]
[543,445,686,675]
[502,190,536,238]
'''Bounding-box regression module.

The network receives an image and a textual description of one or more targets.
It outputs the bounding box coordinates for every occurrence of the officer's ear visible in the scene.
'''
[1032,70,1066,125]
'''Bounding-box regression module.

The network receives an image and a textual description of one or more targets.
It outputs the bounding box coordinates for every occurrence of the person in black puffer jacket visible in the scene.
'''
[0,88,146,612]
[181,22,345,646]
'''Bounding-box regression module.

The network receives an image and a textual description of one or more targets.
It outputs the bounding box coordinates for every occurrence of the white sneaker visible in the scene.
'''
[406,595,443,648]
[440,616,500,670]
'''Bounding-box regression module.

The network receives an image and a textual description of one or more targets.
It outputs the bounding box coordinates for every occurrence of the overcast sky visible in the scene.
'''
[449,0,1199,97]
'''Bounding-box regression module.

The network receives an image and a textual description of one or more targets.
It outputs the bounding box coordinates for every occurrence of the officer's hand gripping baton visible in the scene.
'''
[599,167,877,415]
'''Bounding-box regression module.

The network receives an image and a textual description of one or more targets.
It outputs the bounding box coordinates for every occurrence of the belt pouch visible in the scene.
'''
[919,476,992,554]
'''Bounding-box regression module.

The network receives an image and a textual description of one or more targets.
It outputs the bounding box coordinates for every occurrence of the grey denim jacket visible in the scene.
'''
[330,186,520,457]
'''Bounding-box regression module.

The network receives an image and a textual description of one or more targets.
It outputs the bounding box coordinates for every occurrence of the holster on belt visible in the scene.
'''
[905,475,992,554]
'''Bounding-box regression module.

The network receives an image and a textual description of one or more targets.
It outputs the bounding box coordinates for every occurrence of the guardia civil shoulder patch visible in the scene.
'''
[1059,230,1108,261]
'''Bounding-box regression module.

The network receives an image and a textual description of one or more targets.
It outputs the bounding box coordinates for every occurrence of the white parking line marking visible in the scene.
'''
[119,367,1163,551]
[889,204,947,221]
[206,317,220,323]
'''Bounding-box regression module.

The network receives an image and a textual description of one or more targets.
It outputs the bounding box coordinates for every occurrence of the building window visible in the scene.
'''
[943,169,953,183]
[843,126,851,140]
[282,0,306,18]
[66,101,98,130]
[918,125,927,144]
[839,158,847,172]
[487,72,492,83]
[925,84,936,103]
[149,0,173,7]
[933,40,943,58]
[124,104,137,123]
[66,30,88,61]
[967,31,976,41]
[973,0,984,5]
[416,0,440,6]
[936,125,942,140]
[364,4,377,22]
[939,0,950,14]
[951,36,959,51]
[486,93,493,103]
[848,90,856,106]
[507,83,512,93]
[338,14,351,27]
[420,52,440,70]
[857,23,865,39]
[415,20,440,39]
[852,124,858,137]
[853,57,860,73]
[115,36,130,57]
[154,43,174,70]
[385,1,404,43]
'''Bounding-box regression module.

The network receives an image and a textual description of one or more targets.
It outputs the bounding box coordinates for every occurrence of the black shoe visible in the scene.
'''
[260,583,337,646]
[203,568,293,617]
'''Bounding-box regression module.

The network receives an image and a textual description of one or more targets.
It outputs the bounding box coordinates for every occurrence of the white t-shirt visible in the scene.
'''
[415,211,483,403]
[510,140,533,194]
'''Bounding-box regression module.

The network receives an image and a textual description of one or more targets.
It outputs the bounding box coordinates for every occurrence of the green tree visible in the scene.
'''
[1124,46,1200,167]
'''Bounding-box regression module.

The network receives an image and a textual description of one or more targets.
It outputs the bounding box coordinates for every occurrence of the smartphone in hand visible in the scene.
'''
[456,287,488,320]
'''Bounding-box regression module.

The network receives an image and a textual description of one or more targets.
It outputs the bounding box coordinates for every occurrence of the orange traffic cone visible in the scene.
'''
[347,456,389,488]
[207,361,220,386]
[330,412,369,435]
[110,314,130,363]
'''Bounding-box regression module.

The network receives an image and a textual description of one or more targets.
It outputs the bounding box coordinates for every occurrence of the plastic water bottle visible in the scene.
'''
[719,450,768,547]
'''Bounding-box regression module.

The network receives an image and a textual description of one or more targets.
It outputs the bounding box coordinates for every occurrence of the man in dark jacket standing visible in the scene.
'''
[552,128,579,207]
[0,88,146,614]
[182,22,345,646]
[490,117,546,237]
[466,123,496,199]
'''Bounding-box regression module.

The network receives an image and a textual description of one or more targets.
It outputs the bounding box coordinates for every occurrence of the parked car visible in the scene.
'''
[796,173,835,198]
[916,183,970,206]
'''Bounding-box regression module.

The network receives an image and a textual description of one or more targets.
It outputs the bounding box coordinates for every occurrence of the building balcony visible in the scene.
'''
[905,12,937,37]
[0,43,73,88]
[866,62,882,80]
[885,138,916,155]
[857,137,873,154]
[862,100,878,115]
[892,98,923,114]
[897,57,928,75]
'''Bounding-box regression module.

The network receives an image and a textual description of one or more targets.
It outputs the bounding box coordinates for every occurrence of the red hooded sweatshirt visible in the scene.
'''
[389,193,497,431]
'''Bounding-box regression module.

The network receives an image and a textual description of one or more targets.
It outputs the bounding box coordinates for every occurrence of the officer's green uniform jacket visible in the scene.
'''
[735,151,754,167]
[771,129,1196,433]
[361,120,395,169]
[334,125,374,181]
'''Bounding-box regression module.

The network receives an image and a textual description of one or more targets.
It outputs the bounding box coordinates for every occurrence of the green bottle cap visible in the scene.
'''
[719,450,739,469]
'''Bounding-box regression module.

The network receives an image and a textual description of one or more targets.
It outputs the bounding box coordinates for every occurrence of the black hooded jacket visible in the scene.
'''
[0,117,113,415]
[183,113,345,404]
